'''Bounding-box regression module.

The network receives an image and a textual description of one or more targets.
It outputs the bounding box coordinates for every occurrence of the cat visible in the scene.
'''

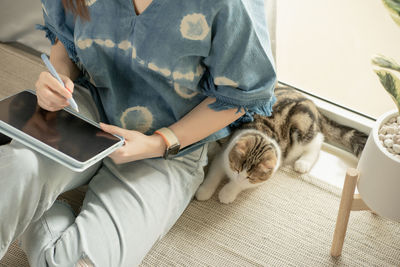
[195,85,368,204]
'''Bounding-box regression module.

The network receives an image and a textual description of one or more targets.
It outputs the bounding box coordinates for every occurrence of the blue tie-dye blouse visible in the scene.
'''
[38,0,277,156]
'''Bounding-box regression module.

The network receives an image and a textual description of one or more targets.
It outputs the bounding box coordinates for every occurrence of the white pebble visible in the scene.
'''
[379,126,388,135]
[384,139,394,148]
[397,116,400,124]
[379,134,385,141]
[384,134,394,140]
[393,144,400,154]
[389,117,396,123]
[394,135,400,145]
[386,126,397,135]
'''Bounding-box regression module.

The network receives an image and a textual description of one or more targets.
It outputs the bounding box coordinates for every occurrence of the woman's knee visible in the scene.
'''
[0,144,39,182]
[0,145,44,247]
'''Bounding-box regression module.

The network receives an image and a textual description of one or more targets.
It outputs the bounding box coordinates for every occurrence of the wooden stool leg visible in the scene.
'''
[330,168,359,257]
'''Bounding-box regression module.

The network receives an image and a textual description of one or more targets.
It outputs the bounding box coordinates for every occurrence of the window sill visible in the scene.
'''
[284,82,376,191]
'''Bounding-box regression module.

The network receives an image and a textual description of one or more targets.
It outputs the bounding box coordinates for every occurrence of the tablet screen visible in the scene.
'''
[0,91,122,162]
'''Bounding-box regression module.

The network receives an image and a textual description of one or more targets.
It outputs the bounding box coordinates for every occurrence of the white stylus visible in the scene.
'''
[41,53,79,112]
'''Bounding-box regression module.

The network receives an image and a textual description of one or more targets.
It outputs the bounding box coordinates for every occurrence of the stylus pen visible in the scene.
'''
[40,53,79,112]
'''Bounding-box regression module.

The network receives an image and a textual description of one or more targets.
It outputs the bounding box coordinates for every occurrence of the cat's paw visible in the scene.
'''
[294,159,312,173]
[218,186,238,204]
[195,185,214,201]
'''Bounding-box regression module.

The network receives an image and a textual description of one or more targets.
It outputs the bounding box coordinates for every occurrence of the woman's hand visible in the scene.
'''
[35,71,74,112]
[100,123,166,164]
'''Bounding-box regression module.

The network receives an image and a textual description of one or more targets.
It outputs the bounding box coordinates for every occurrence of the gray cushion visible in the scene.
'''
[0,0,50,54]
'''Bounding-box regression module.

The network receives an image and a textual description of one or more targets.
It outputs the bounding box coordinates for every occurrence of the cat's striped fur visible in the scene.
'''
[196,85,368,204]
[241,86,367,158]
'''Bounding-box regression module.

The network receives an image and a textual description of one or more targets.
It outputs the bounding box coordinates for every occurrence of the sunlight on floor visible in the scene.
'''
[311,143,358,193]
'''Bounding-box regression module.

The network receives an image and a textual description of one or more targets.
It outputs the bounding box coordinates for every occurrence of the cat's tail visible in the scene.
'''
[319,114,368,157]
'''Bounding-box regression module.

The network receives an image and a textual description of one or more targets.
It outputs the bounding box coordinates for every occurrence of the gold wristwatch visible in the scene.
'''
[154,127,181,159]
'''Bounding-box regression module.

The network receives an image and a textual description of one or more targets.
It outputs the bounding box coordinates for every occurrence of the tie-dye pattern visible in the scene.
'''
[37,0,276,156]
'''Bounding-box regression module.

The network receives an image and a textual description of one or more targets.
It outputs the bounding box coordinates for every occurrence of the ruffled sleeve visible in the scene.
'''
[37,0,78,63]
[199,0,277,126]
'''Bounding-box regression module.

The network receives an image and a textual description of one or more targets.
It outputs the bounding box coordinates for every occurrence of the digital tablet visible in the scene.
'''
[0,90,124,172]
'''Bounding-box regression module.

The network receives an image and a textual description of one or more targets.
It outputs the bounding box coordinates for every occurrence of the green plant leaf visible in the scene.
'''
[382,0,400,27]
[372,55,400,72]
[374,68,400,113]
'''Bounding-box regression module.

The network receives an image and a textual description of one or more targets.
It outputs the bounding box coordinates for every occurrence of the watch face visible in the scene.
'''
[164,143,180,159]
[169,143,181,155]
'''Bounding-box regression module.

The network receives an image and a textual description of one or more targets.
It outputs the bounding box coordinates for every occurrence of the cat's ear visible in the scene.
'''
[251,157,277,182]
[233,139,248,156]
[259,157,277,172]
[229,140,248,173]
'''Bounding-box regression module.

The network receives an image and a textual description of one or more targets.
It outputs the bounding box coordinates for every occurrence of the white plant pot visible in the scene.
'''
[357,109,400,222]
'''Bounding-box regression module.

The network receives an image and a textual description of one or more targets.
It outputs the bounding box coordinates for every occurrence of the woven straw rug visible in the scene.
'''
[1,43,400,266]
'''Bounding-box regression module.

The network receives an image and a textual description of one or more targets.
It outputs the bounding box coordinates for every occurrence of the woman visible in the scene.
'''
[0,0,276,265]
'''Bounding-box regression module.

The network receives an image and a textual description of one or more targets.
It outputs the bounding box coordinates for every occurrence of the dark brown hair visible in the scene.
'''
[62,0,90,20]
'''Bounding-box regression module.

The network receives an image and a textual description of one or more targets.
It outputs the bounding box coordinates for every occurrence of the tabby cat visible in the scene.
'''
[195,85,368,204]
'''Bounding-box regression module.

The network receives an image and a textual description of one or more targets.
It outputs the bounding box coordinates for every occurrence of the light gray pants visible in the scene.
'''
[0,86,208,266]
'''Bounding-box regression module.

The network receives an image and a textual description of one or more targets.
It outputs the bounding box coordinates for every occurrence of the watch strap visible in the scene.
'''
[154,127,180,159]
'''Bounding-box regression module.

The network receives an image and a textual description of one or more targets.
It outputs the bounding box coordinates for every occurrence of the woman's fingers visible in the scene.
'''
[37,89,69,111]
[62,76,75,94]
[37,84,69,110]
[35,71,73,111]
[40,72,72,99]
[100,123,131,138]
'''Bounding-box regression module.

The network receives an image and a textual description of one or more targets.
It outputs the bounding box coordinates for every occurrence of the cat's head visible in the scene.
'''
[225,130,281,184]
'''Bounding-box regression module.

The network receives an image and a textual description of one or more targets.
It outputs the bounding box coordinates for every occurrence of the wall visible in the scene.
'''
[276,0,400,118]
